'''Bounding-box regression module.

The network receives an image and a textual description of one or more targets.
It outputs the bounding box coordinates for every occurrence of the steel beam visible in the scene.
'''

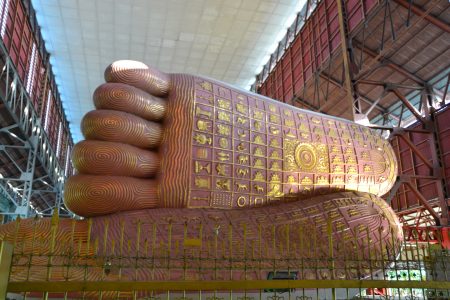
[354,41,426,86]
[319,73,388,113]
[393,0,450,33]
[391,89,427,124]
[405,181,441,226]
[336,0,359,120]
[7,279,450,293]
[0,39,65,217]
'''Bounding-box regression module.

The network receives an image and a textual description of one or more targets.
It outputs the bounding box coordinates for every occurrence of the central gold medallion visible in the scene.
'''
[294,143,317,171]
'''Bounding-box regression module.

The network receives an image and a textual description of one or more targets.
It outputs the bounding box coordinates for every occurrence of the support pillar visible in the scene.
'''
[0,241,12,298]
[336,0,360,121]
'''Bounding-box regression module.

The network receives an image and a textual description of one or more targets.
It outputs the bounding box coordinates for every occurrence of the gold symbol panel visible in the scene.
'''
[190,78,396,209]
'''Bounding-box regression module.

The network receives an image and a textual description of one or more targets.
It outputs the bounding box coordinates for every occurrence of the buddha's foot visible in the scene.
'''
[1,192,402,283]
[65,60,397,217]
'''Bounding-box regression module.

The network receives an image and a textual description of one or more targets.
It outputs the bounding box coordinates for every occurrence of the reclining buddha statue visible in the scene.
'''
[1,60,402,286]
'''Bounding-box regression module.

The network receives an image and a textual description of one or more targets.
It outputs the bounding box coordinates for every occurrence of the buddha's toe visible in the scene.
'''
[93,82,167,121]
[65,175,159,217]
[81,110,163,149]
[72,140,160,177]
[104,60,170,97]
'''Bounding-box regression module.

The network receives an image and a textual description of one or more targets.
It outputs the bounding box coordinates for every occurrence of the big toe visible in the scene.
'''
[104,60,170,97]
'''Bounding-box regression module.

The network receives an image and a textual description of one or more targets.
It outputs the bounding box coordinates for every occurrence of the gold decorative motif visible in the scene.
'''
[195,161,211,174]
[268,104,276,113]
[236,142,246,152]
[196,148,208,159]
[300,176,312,185]
[219,138,228,149]
[332,165,343,173]
[284,129,296,138]
[236,116,248,125]
[200,81,212,91]
[323,200,335,210]
[217,111,231,122]
[345,148,354,155]
[216,179,230,191]
[267,185,283,197]
[253,120,262,130]
[348,175,357,183]
[332,156,342,163]
[254,184,264,193]
[253,159,264,168]
[194,134,212,145]
[236,182,248,192]
[287,142,315,171]
[217,124,230,136]
[253,110,263,120]
[270,150,280,159]
[216,164,227,176]
[269,114,280,124]
[316,175,328,185]
[195,177,210,188]
[237,195,247,207]
[304,206,319,215]
[311,117,321,124]
[336,221,345,231]
[270,161,281,171]
[268,174,283,197]
[313,127,324,135]
[331,176,344,184]
[287,175,296,183]
[254,171,264,181]
[363,165,372,172]
[236,103,247,115]
[269,126,280,135]
[361,151,369,159]
[298,123,309,132]
[237,94,245,101]
[197,120,211,131]
[328,129,337,138]
[357,224,367,233]
[217,99,231,110]
[236,168,249,177]
[237,155,249,164]
[253,135,264,145]
[284,119,295,127]
[195,106,212,119]
[254,147,264,157]
[269,138,280,147]
[198,94,213,104]
[348,208,360,217]
[346,156,356,164]
[331,146,340,153]
[283,109,292,117]
[347,166,357,174]
[217,152,230,162]
[237,130,246,139]
[341,130,350,138]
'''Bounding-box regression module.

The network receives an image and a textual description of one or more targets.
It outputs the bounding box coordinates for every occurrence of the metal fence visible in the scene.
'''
[0,211,448,299]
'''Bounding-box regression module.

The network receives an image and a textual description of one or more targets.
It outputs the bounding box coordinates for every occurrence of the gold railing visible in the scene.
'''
[1,212,449,299]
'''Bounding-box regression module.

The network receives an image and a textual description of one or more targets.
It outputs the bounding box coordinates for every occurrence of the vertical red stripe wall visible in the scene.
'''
[257,0,378,103]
